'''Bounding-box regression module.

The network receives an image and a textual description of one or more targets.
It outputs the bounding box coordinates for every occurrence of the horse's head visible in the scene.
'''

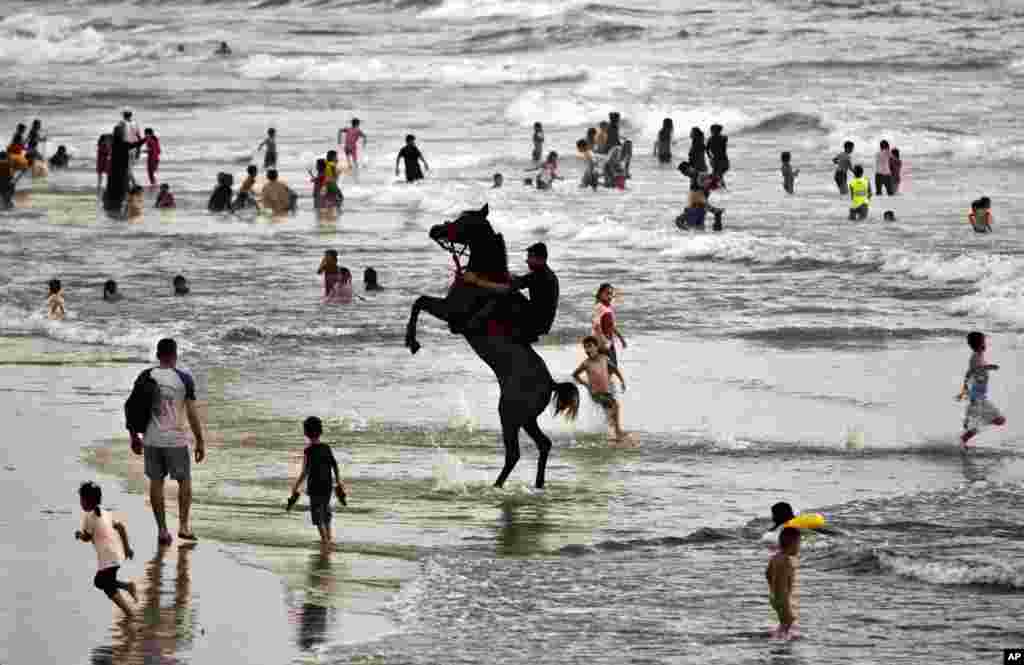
[428,204,507,277]
[429,203,493,249]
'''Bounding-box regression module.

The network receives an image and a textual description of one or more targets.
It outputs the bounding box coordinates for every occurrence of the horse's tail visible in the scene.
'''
[550,381,579,421]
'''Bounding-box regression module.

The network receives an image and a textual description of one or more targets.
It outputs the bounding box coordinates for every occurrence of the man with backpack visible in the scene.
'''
[126,338,206,546]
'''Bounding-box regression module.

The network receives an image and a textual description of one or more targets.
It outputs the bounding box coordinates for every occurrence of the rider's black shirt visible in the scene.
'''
[511,266,559,335]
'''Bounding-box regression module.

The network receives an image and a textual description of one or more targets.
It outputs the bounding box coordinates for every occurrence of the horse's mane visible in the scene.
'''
[465,222,509,278]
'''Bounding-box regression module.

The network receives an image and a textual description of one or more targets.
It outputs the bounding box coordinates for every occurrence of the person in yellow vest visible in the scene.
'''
[848,164,871,220]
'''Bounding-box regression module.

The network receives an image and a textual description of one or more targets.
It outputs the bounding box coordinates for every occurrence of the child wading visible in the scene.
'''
[76,482,138,617]
[958,331,1007,446]
[573,336,627,441]
[766,527,800,639]
[288,417,348,546]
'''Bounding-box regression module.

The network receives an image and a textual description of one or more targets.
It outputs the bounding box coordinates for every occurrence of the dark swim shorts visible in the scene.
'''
[309,495,332,527]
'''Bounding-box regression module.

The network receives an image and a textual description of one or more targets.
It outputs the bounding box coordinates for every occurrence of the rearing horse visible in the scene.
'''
[405,204,579,489]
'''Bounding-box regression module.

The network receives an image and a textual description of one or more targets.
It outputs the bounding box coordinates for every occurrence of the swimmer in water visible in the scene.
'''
[655,118,674,164]
[125,184,145,219]
[577,140,598,191]
[235,165,259,210]
[103,279,123,302]
[173,275,189,296]
[492,173,503,189]
[215,41,231,56]
[47,278,65,320]
[155,183,176,209]
[766,527,800,639]
[49,145,70,169]
[573,336,627,441]
[208,172,234,212]
[968,197,993,233]
[363,267,381,291]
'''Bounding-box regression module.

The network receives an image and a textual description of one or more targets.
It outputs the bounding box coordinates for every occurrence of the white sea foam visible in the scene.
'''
[419,0,591,20]
[878,552,1024,589]
[0,13,132,65]
[239,54,585,87]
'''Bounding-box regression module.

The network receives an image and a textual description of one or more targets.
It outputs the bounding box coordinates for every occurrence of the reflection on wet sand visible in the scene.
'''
[496,502,552,557]
[294,548,336,652]
[89,543,196,665]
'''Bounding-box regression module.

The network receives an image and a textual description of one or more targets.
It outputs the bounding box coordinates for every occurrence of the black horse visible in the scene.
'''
[405,204,579,488]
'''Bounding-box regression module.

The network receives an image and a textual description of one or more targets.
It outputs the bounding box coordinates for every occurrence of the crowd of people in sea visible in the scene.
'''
[0,107,999,233]
[1,100,1009,641]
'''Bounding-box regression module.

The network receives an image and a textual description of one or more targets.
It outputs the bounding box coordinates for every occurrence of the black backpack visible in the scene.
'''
[124,368,159,434]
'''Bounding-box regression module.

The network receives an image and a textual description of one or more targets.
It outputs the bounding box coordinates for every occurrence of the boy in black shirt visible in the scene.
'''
[395,134,429,183]
[288,417,347,546]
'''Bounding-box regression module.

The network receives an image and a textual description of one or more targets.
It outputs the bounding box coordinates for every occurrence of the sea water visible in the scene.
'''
[1,0,1023,662]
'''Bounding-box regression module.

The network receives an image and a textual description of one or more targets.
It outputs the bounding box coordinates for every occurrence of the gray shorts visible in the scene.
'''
[964,399,1004,431]
[144,446,191,481]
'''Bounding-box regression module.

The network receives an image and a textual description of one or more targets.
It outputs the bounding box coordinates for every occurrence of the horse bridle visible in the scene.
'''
[434,221,471,276]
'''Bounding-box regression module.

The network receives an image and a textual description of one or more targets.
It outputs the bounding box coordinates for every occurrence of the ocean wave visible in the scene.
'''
[738,111,830,134]
[770,55,1007,74]
[558,527,735,556]
[458,22,645,54]
[0,13,135,65]
[419,0,591,20]
[840,550,1024,590]
[239,54,587,87]
[735,325,962,349]
[0,304,183,354]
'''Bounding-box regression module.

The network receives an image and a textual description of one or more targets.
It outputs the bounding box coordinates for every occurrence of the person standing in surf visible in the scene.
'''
[706,123,729,185]
[766,527,800,639]
[832,141,854,195]
[593,283,626,368]
[128,338,206,546]
[338,118,366,180]
[957,331,1007,446]
[531,122,545,165]
[688,127,708,174]
[143,128,161,186]
[848,165,871,220]
[874,140,894,196]
[655,118,674,164]
[256,128,277,170]
[395,134,428,183]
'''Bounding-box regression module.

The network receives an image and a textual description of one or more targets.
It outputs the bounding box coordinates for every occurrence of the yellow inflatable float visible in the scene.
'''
[783,513,826,530]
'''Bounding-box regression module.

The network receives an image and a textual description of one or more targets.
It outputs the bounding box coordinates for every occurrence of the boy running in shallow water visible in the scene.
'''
[766,527,800,639]
[338,118,366,179]
[573,336,627,440]
[957,331,1007,446]
[75,482,137,617]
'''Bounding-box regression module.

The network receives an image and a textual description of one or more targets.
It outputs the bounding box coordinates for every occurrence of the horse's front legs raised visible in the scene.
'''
[405,295,453,355]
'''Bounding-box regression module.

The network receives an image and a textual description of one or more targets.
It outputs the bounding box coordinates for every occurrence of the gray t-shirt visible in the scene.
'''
[833,151,852,173]
[144,367,196,448]
[965,352,990,400]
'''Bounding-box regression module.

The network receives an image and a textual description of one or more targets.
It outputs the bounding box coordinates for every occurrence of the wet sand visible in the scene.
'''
[0,336,398,664]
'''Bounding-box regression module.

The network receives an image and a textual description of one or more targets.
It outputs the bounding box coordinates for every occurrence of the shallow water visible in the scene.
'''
[2,0,1024,662]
